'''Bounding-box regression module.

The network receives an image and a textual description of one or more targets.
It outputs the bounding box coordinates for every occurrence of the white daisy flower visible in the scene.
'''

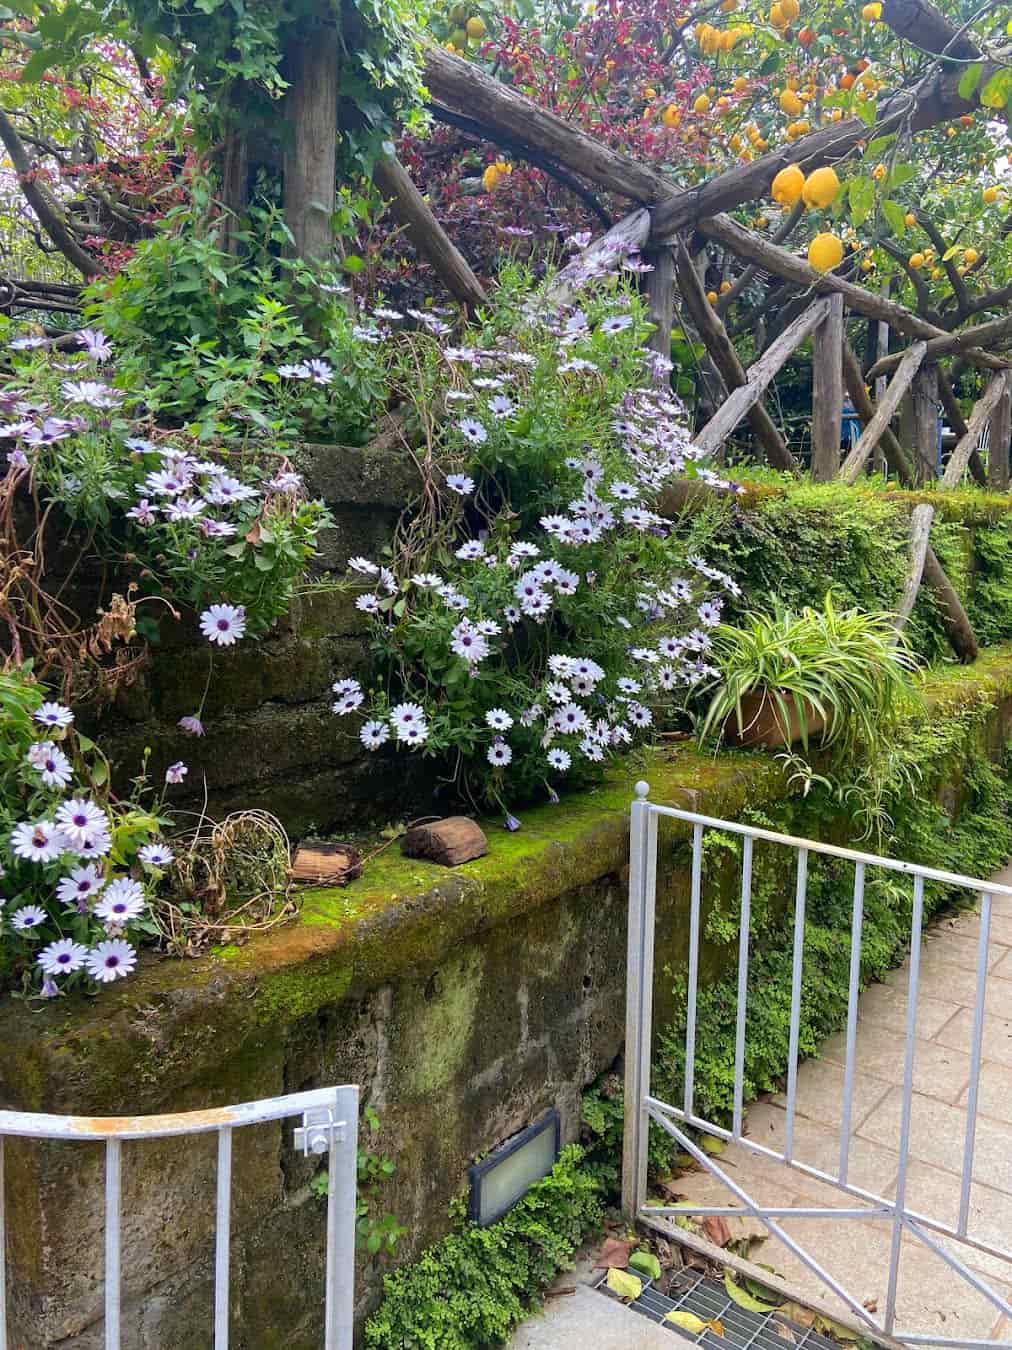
[485,708,514,731]
[617,677,642,694]
[446,474,476,496]
[487,740,513,767]
[487,395,514,419]
[56,865,106,908]
[161,494,206,522]
[31,743,72,789]
[11,905,48,933]
[55,798,108,846]
[34,701,74,730]
[360,720,390,751]
[456,418,488,446]
[203,475,258,505]
[165,762,188,785]
[37,938,89,976]
[547,748,572,772]
[85,939,137,983]
[333,690,365,715]
[579,737,606,763]
[390,703,426,738]
[450,627,490,664]
[347,557,379,576]
[355,594,380,614]
[627,702,653,728]
[199,603,246,646]
[698,600,723,627]
[10,820,64,863]
[556,703,590,735]
[333,678,362,697]
[139,843,174,868]
[455,540,486,561]
[95,878,146,925]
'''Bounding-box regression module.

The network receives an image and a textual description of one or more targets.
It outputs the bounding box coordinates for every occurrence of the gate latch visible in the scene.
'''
[294,1107,347,1156]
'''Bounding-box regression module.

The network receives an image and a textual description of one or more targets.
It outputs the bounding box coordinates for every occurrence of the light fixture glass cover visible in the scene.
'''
[468,1109,561,1227]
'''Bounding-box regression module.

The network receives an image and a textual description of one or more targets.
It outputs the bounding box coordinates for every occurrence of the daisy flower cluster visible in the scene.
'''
[0,680,172,998]
[2,328,332,648]
[329,264,743,817]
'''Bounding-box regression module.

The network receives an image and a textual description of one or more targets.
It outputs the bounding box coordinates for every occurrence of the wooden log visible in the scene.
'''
[283,24,339,261]
[881,0,980,60]
[866,312,1012,379]
[692,300,830,459]
[911,364,940,483]
[540,209,651,308]
[840,342,926,484]
[373,154,487,311]
[673,240,797,472]
[697,216,1008,372]
[841,340,915,483]
[936,366,988,486]
[401,816,489,867]
[988,371,1012,492]
[940,370,1010,487]
[922,546,979,663]
[894,504,935,632]
[290,841,362,884]
[644,246,675,358]
[811,293,844,482]
[423,45,672,205]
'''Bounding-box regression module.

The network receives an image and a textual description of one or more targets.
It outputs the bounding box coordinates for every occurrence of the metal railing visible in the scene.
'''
[0,1084,359,1350]
[622,782,1012,1347]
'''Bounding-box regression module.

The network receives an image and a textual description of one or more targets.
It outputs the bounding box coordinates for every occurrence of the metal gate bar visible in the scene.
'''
[622,783,1012,1347]
[0,1084,359,1350]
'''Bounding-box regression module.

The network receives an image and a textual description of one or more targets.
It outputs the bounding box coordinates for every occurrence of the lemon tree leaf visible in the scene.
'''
[665,1311,708,1333]
[724,1270,781,1312]
[958,63,982,100]
[629,1250,662,1280]
[701,1134,726,1154]
[606,1266,642,1300]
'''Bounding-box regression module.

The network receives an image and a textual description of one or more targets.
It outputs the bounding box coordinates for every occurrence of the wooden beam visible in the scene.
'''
[811,293,844,482]
[673,239,798,472]
[911,364,939,483]
[644,246,675,358]
[936,366,987,487]
[840,341,926,484]
[697,216,1008,372]
[372,154,486,312]
[693,299,830,459]
[894,503,935,632]
[987,371,1012,492]
[842,340,915,483]
[866,312,1012,379]
[283,24,338,262]
[940,370,1010,487]
[922,546,979,662]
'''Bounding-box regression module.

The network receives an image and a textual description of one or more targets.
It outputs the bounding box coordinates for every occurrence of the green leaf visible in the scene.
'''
[724,1270,781,1313]
[881,199,907,238]
[958,63,982,100]
[343,255,366,275]
[980,70,1012,109]
[606,1267,642,1300]
[848,176,875,228]
[628,1250,662,1280]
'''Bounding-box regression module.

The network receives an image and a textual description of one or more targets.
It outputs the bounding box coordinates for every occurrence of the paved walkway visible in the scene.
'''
[665,864,1012,1345]
[511,866,1012,1348]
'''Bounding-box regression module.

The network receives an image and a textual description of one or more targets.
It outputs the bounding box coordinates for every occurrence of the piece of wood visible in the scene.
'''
[373,154,487,312]
[811,293,844,482]
[673,240,797,472]
[988,371,1012,492]
[842,340,915,483]
[540,209,651,309]
[922,546,979,662]
[894,504,935,632]
[881,0,981,60]
[290,841,362,885]
[692,299,830,459]
[697,216,1008,372]
[866,312,1012,379]
[644,246,675,358]
[911,364,940,483]
[840,341,926,484]
[941,370,1010,487]
[401,816,488,867]
[936,367,986,486]
[282,24,338,262]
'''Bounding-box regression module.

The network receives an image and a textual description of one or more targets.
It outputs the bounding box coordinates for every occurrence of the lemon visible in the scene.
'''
[808,232,844,272]
[861,258,873,271]
[465,15,486,38]
[904,212,916,226]
[693,93,711,114]
[931,267,942,280]
[720,280,733,293]
[780,0,800,19]
[872,163,886,181]
[450,26,468,47]
[482,165,500,192]
[772,163,806,206]
[733,75,749,93]
[983,186,999,204]
[862,2,881,19]
[707,290,718,305]
[644,86,657,99]
[801,165,840,208]
[964,247,979,266]
[662,104,681,128]
[908,252,925,269]
[779,88,803,116]
[770,3,787,26]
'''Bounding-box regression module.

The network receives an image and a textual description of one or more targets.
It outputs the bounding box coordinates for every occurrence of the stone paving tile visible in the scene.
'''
[884,957,1012,1020]
[857,1086,1012,1193]
[817,1023,972,1105]
[770,1057,893,1129]
[937,1007,1012,1068]
[850,979,962,1041]
[508,1283,676,1348]
[992,946,1012,981]
[956,1059,1012,1126]
[741,1100,900,1199]
[922,928,1009,974]
[885,1160,1012,1284]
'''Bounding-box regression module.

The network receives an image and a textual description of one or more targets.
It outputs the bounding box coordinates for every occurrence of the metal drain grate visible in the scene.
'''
[593,1268,848,1350]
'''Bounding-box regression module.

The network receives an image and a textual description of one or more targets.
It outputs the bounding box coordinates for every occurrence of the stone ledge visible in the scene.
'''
[4,646,1012,1116]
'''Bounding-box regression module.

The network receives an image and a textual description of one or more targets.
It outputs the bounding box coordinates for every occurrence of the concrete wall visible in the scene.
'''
[2,650,1012,1348]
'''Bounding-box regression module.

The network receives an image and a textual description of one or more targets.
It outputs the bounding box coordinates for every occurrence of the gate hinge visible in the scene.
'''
[294,1107,347,1156]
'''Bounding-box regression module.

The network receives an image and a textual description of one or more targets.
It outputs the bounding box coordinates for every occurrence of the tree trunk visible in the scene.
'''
[811,293,843,481]
[644,246,675,358]
[922,547,979,662]
[988,372,1012,492]
[283,24,339,263]
[911,364,939,483]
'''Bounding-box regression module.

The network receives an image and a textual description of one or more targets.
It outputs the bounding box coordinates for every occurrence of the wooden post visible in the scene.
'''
[893,504,935,632]
[644,246,675,358]
[839,341,926,485]
[940,370,1010,488]
[988,371,1012,491]
[873,318,889,474]
[283,23,339,262]
[811,292,844,481]
[911,364,939,483]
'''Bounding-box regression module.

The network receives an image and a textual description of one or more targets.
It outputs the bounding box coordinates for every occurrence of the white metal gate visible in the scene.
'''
[622,782,1012,1347]
[0,1084,359,1350]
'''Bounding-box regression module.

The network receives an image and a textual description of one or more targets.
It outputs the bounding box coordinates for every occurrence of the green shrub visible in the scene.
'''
[364,1145,603,1349]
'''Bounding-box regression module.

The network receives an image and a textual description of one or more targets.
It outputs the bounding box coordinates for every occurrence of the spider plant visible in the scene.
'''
[697,595,920,753]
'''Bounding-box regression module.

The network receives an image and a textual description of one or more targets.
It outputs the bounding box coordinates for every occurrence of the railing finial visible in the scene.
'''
[634,781,650,799]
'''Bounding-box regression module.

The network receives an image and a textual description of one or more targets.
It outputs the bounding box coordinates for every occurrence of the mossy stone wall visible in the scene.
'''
[3,650,1012,1347]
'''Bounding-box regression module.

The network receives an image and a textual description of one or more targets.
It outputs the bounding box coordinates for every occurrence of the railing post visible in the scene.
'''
[324,1084,359,1350]
[622,782,656,1221]
[811,291,844,481]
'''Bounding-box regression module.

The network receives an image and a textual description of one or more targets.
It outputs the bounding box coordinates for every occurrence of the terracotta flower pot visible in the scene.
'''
[723,689,826,749]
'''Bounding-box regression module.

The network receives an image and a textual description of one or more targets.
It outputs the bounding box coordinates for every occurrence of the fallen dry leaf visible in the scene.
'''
[605,1266,642,1301]
[777,1301,818,1329]
[702,1215,733,1247]
[593,1237,633,1269]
